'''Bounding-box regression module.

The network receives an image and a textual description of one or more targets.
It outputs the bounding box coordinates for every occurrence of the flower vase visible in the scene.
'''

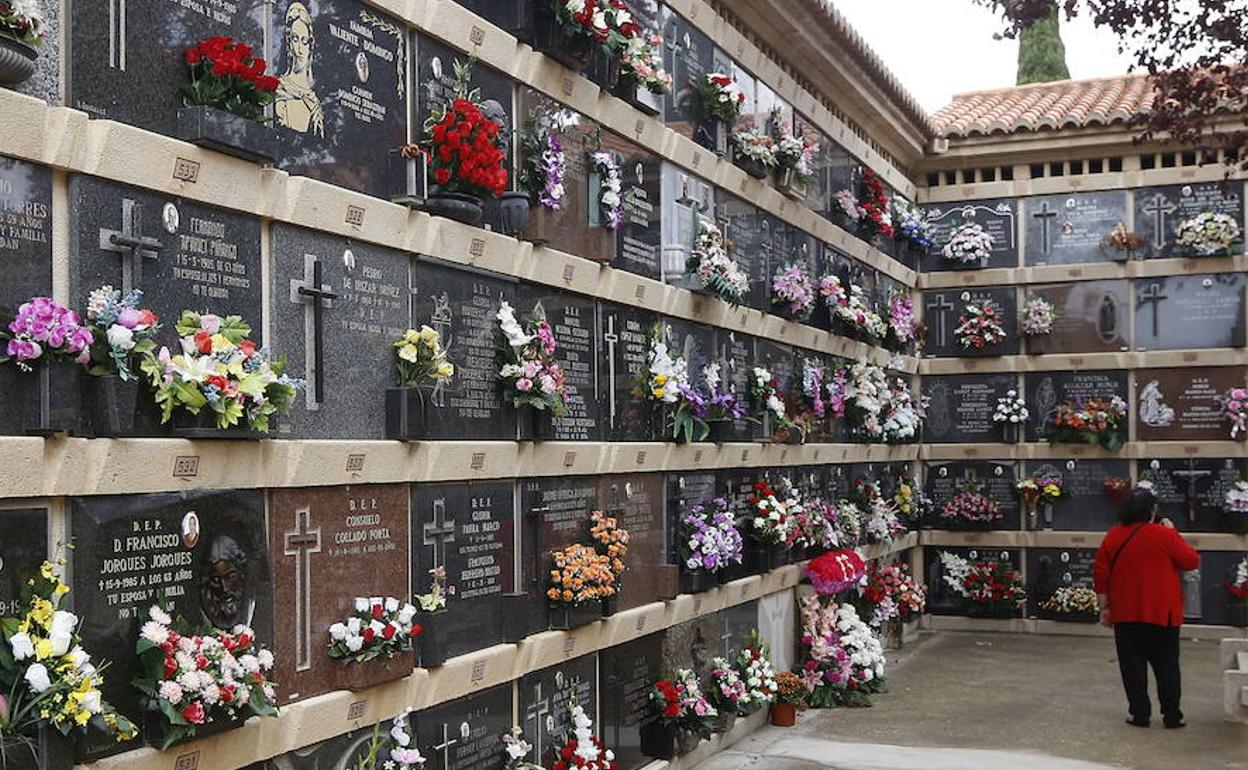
[676,730,703,755]
[169,410,262,440]
[83,374,146,437]
[1,725,73,770]
[733,154,769,180]
[589,51,622,91]
[610,76,662,116]
[331,650,415,692]
[418,610,450,668]
[1024,504,1040,532]
[522,201,559,246]
[1042,503,1054,531]
[694,118,730,156]
[143,709,245,750]
[712,711,736,735]
[530,4,596,70]
[600,595,617,617]
[548,602,601,631]
[0,34,37,87]
[23,359,84,437]
[517,406,554,441]
[1229,599,1248,628]
[776,166,807,198]
[425,191,485,227]
[1000,422,1019,444]
[386,387,434,441]
[769,702,797,727]
[679,569,718,595]
[706,420,737,443]
[639,721,677,760]
[175,106,276,164]
[498,191,532,237]
[501,591,532,643]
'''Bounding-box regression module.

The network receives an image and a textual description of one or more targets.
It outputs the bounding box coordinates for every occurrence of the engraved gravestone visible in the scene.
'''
[268,722,385,769]
[598,301,660,441]
[604,132,663,278]
[666,470,719,568]
[716,191,769,311]
[67,0,264,136]
[70,490,271,759]
[714,328,756,441]
[601,632,665,770]
[516,285,600,441]
[268,483,410,704]
[1134,182,1244,259]
[1134,273,1246,351]
[600,473,677,609]
[794,116,830,219]
[520,476,601,633]
[0,508,46,617]
[664,317,715,386]
[923,546,1021,616]
[1027,547,1097,617]
[1196,551,1245,626]
[0,156,53,436]
[770,225,819,321]
[518,655,598,768]
[825,142,857,219]
[921,374,1018,443]
[412,481,515,659]
[1025,459,1129,531]
[922,287,1018,358]
[411,259,516,439]
[922,198,1019,271]
[661,613,720,678]
[661,164,715,288]
[923,461,1019,531]
[272,225,409,438]
[1024,280,1129,354]
[1024,191,1129,266]
[417,684,513,770]
[269,0,407,197]
[1136,367,1247,442]
[754,338,795,439]
[1140,458,1248,533]
[662,13,715,148]
[1024,369,1128,442]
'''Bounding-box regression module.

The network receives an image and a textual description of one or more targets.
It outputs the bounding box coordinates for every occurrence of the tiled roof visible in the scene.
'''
[932,74,1156,139]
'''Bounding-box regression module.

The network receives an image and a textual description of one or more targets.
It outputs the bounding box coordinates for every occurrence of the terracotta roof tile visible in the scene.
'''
[932,74,1155,138]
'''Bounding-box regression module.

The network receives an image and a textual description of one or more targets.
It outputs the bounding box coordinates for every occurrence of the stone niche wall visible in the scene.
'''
[0,1,926,770]
[917,181,1248,632]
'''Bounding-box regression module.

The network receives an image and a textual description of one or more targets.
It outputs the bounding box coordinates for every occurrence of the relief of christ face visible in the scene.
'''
[199,534,250,630]
[288,16,313,75]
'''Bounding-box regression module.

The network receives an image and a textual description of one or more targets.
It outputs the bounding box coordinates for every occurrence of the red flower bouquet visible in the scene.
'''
[424,97,507,198]
[182,37,278,122]
[804,549,865,596]
[858,168,894,241]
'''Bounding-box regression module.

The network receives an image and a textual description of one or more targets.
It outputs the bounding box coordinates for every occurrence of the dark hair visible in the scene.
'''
[1120,488,1157,525]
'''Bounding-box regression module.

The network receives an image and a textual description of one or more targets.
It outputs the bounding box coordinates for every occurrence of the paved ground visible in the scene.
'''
[693,631,1248,770]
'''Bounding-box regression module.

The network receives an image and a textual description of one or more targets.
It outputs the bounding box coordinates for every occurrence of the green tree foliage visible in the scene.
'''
[1016,5,1070,85]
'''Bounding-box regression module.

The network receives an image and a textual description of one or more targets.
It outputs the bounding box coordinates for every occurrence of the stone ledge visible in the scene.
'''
[919,530,1248,551]
[918,348,1248,374]
[919,441,1248,461]
[917,254,1248,289]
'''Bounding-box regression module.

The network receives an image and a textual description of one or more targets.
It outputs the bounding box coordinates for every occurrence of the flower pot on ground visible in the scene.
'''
[769,702,797,727]
[530,2,598,71]
[639,720,677,760]
[418,610,450,668]
[711,711,736,735]
[330,651,415,692]
[679,569,719,595]
[498,191,532,236]
[175,106,276,164]
[548,602,602,631]
[0,34,37,87]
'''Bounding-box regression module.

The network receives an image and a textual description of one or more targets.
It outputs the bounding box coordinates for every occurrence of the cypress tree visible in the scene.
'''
[1017,5,1071,85]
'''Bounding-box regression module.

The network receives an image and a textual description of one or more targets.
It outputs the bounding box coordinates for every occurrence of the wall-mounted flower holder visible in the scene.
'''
[331,651,415,692]
[548,602,601,631]
[385,387,433,441]
[175,106,276,165]
[679,569,718,595]
[611,78,662,116]
[530,4,596,71]
[0,35,37,88]
[23,359,84,437]
[169,411,262,440]
[83,374,146,438]
[389,150,428,209]
[417,610,449,668]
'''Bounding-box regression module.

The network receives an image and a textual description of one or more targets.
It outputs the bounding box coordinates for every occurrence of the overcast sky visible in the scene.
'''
[834,0,1137,113]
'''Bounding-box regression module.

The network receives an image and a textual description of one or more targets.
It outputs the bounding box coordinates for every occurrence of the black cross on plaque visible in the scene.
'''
[1032,201,1058,254]
[423,497,456,572]
[432,722,460,770]
[98,198,163,292]
[925,294,956,347]
[1143,193,1178,250]
[1170,463,1212,524]
[283,507,322,671]
[524,682,552,762]
[603,316,619,429]
[1138,282,1168,338]
[719,624,734,658]
[289,254,338,406]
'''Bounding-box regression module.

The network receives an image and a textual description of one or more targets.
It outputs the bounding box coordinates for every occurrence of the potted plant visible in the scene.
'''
[772,125,818,198]
[81,285,160,437]
[706,659,745,734]
[770,672,805,726]
[892,201,935,259]
[1103,476,1133,507]
[1100,222,1145,262]
[797,595,887,708]
[695,73,744,156]
[587,150,624,240]
[496,301,569,440]
[407,60,508,226]
[385,325,455,441]
[134,603,278,749]
[1219,386,1248,441]
[547,511,629,630]
[641,670,716,759]
[0,0,44,87]
[730,129,775,180]
[612,30,670,115]
[803,548,866,599]
[742,481,793,573]
[992,390,1029,443]
[732,634,779,715]
[1047,396,1129,452]
[678,498,743,593]
[770,263,816,323]
[327,597,421,691]
[683,216,749,305]
[413,567,454,669]
[531,0,611,71]
[0,561,136,769]
[140,311,300,438]
[883,292,918,352]
[177,37,279,163]
[0,296,93,436]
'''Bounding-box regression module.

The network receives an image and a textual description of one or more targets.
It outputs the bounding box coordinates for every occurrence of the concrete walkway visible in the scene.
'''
[693,632,1248,770]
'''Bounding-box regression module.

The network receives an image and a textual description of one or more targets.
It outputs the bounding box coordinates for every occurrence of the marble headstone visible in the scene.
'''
[1024,191,1129,266]
[417,685,513,770]
[600,473,677,609]
[1024,369,1128,442]
[1134,273,1246,351]
[1134,182,1244,259]
[518,654,598,767]
[1135,367,1247,442]
[600,632,665,770]
[1140,457,1248,533]
[1023,280,1130,354]
[922,198,1019,271]
[922,374,1019,443]
[0,507,47,617]
[517,285,601,441]
[598,301,660,441]
[1024,458,1130,531]
[924,461,1019,530]
[922,286,1018,358]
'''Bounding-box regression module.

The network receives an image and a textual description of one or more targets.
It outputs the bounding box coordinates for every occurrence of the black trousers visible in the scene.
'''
[1114,622,1183,724]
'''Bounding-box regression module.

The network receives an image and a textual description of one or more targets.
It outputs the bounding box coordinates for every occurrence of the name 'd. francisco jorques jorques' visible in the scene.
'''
[98,519,194,618]
[327,496,396,558]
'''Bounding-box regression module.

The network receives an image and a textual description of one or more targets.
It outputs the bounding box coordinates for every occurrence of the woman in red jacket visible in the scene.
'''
[1093,487,1200,729]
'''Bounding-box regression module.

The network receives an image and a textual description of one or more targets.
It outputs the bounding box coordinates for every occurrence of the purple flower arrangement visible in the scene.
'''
[1,296,94,370]
[679,497,744,574]
[771,263,816,319]
[801,359,827,418]
[824,366,849,419]
[536,131,567,210]
[699,362,746,423]
[886,294,917,345]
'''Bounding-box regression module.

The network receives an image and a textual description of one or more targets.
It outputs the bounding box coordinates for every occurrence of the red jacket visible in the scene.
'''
[1093,522,1200,627]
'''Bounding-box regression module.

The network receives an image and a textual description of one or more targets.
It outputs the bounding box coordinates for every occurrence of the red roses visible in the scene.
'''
[859,168,894,240]
[182,37,277,123]
[424,98,508,198]
[185,37,279,92]
[654,679,681,717]
[805,549,866,596]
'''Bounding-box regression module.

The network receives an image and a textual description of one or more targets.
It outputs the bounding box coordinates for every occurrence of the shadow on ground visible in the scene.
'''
[692,631,1247,770]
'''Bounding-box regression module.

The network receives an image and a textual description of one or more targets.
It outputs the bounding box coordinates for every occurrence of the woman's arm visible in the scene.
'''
[1161,522,1200,571]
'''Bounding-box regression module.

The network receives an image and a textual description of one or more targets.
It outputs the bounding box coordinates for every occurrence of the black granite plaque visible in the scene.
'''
[664,317,715,383]
[662,12,715,147]
[411,259,516,439]
[518,654,598,768]
[1024,191,1130,266]
[271,224,409,438]
[923,461,1019,530]
[69,176,263,344]
[1134,273,1246,351]
[754,338,795,439]
[67,0,265,136]
[1024,280,1130,354]
[269,0,407,197]
[606,133,663,279]
[1134,182,1244,259]
[923,546,1021,616]
[1025,458,1130,531]
[417,684,513,770]
[598,301,660,441]
[661,165,715,288]
[520,476,601,633]
[1027,547,1097,615]
[413,481,514,660]
[70,490,271,759]
[601,632,665,770]
[1140,457,1248,533]
[1196,551,1246,626]
[0,508,47,617]
[711,328,755,440]
[715,191,769,311]
[600,473,677,609]
[922,198,1019,271]
[922,286,1018,357]
[922,374,1018,443]
[825,143,857,221]
[1024,369,1128,442]
[516,285,600,441]
[0,157,53,436]
[268,722,390,769]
